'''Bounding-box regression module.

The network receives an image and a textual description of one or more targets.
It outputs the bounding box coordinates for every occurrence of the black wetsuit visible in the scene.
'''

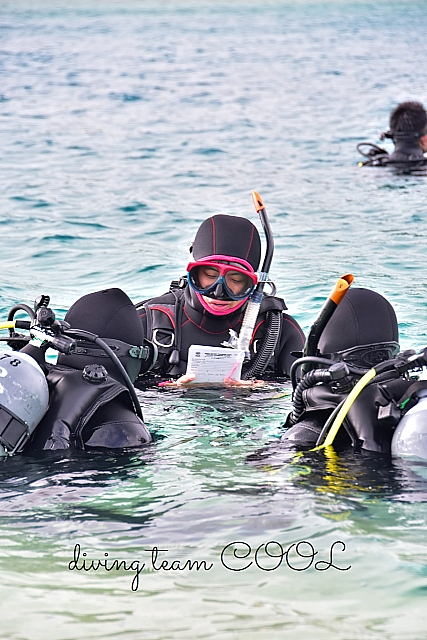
[136,285,305,385]
[387,141,427,164]
[359,140,427,170]
[282,372,415,454]
[29,363,151,452]
[136,213,305,386]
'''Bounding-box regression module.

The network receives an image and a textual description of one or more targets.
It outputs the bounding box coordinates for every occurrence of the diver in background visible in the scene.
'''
[135,214,305,387]
[357,101,427,169]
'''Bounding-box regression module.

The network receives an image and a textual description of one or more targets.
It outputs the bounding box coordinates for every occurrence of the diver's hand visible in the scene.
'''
[158,373,197,388]
[158,374,265,389]
[222,377,265,388]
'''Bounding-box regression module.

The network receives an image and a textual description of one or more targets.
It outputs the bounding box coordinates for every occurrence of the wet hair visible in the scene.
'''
[389,101,427,135]
[191,214,261,271]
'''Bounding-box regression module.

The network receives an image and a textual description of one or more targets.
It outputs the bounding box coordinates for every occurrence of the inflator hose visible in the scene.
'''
[241,311,281,379]
[289,368,337,425]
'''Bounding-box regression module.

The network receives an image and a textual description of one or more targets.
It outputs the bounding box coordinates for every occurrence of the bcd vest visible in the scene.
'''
[30,364,151,451]
[298,373,423,453]
[138,288,285,382]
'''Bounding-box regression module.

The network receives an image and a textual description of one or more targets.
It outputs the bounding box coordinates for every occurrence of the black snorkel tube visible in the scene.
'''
[225,191,275,362]
[297,274,354,384]
[253,190,275,281]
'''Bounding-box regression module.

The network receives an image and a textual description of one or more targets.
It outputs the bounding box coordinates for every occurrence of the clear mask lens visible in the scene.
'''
[187,263,257,300]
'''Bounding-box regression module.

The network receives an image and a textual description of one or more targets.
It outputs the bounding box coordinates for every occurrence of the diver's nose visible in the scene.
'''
[213,282,225,298]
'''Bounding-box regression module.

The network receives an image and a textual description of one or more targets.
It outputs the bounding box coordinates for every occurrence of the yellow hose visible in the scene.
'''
[311,367,377,451]
[0,321,16,330]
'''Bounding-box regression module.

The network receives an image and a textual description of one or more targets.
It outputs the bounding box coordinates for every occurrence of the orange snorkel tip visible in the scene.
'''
[251,190,265,213]
[329,274,354,305]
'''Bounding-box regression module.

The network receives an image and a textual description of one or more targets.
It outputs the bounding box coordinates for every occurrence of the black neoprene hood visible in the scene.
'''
[57,288,144,381]
[191,214,261,270]
[62,288,143,345]
[318,288,399,354]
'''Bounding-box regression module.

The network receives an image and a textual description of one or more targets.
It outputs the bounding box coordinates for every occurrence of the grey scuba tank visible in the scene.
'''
[391,392,427,460]
[0,350,49,456]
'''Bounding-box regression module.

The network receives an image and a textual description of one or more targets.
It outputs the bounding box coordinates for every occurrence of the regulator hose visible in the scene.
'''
[241,310,281,380]
[289,361,351,425]
[290,355,370,390]
[7,304,36,322]
[290,368,338,425]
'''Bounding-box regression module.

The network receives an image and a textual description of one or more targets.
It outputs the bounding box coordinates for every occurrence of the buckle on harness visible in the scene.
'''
[152,329,175,349]
[129,345,151,360]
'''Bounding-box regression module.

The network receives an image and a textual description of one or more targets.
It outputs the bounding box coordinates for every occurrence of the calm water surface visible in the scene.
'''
[1,1,427,638]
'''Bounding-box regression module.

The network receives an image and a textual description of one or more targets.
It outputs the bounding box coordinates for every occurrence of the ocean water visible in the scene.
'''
[1,1,427,638]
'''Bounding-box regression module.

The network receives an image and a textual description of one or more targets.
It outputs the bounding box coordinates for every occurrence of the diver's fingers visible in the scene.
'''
[158,373,196,388]
[222,377,264,388]
[176,373,197,385]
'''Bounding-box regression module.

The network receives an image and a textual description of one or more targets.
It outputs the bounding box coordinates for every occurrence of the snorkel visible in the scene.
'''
[300,274,354,377]
[224,191,274,358]
[288,274,354,392]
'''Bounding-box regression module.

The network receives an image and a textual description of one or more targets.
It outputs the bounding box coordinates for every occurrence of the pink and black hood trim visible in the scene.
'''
[189,215,261,315]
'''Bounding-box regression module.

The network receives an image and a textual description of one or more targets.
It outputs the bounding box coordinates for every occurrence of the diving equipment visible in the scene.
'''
[188,212,262,316]
[391,394,427,460]
[186,258,258,301]
[357,141,427,168]
[135,197,305,384]
[224,191,279,379]
[284,286,427,459]
[0,296,77,456]
[0,288,158,454]
[0,350,49,456]
[300,274,353,378]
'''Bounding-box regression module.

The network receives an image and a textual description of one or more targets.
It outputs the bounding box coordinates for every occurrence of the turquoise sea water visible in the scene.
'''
[1,1,427,638]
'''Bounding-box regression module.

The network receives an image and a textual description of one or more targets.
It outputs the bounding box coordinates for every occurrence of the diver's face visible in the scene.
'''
[198,266,249,312]
[420,134,427,153]
[197,266,250,297]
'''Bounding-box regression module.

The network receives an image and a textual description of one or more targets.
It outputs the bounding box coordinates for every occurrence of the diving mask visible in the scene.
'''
[186,257,258,301]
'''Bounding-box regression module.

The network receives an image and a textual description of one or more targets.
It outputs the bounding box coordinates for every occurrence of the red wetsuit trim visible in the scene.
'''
[182,306,242,335]
[148,305,176,329]
[283,315,305,345]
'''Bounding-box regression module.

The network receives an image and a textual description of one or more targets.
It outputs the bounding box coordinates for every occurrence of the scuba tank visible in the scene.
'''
[0,350,49,456]
[391,377,427,460]
[0,296,76,456]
